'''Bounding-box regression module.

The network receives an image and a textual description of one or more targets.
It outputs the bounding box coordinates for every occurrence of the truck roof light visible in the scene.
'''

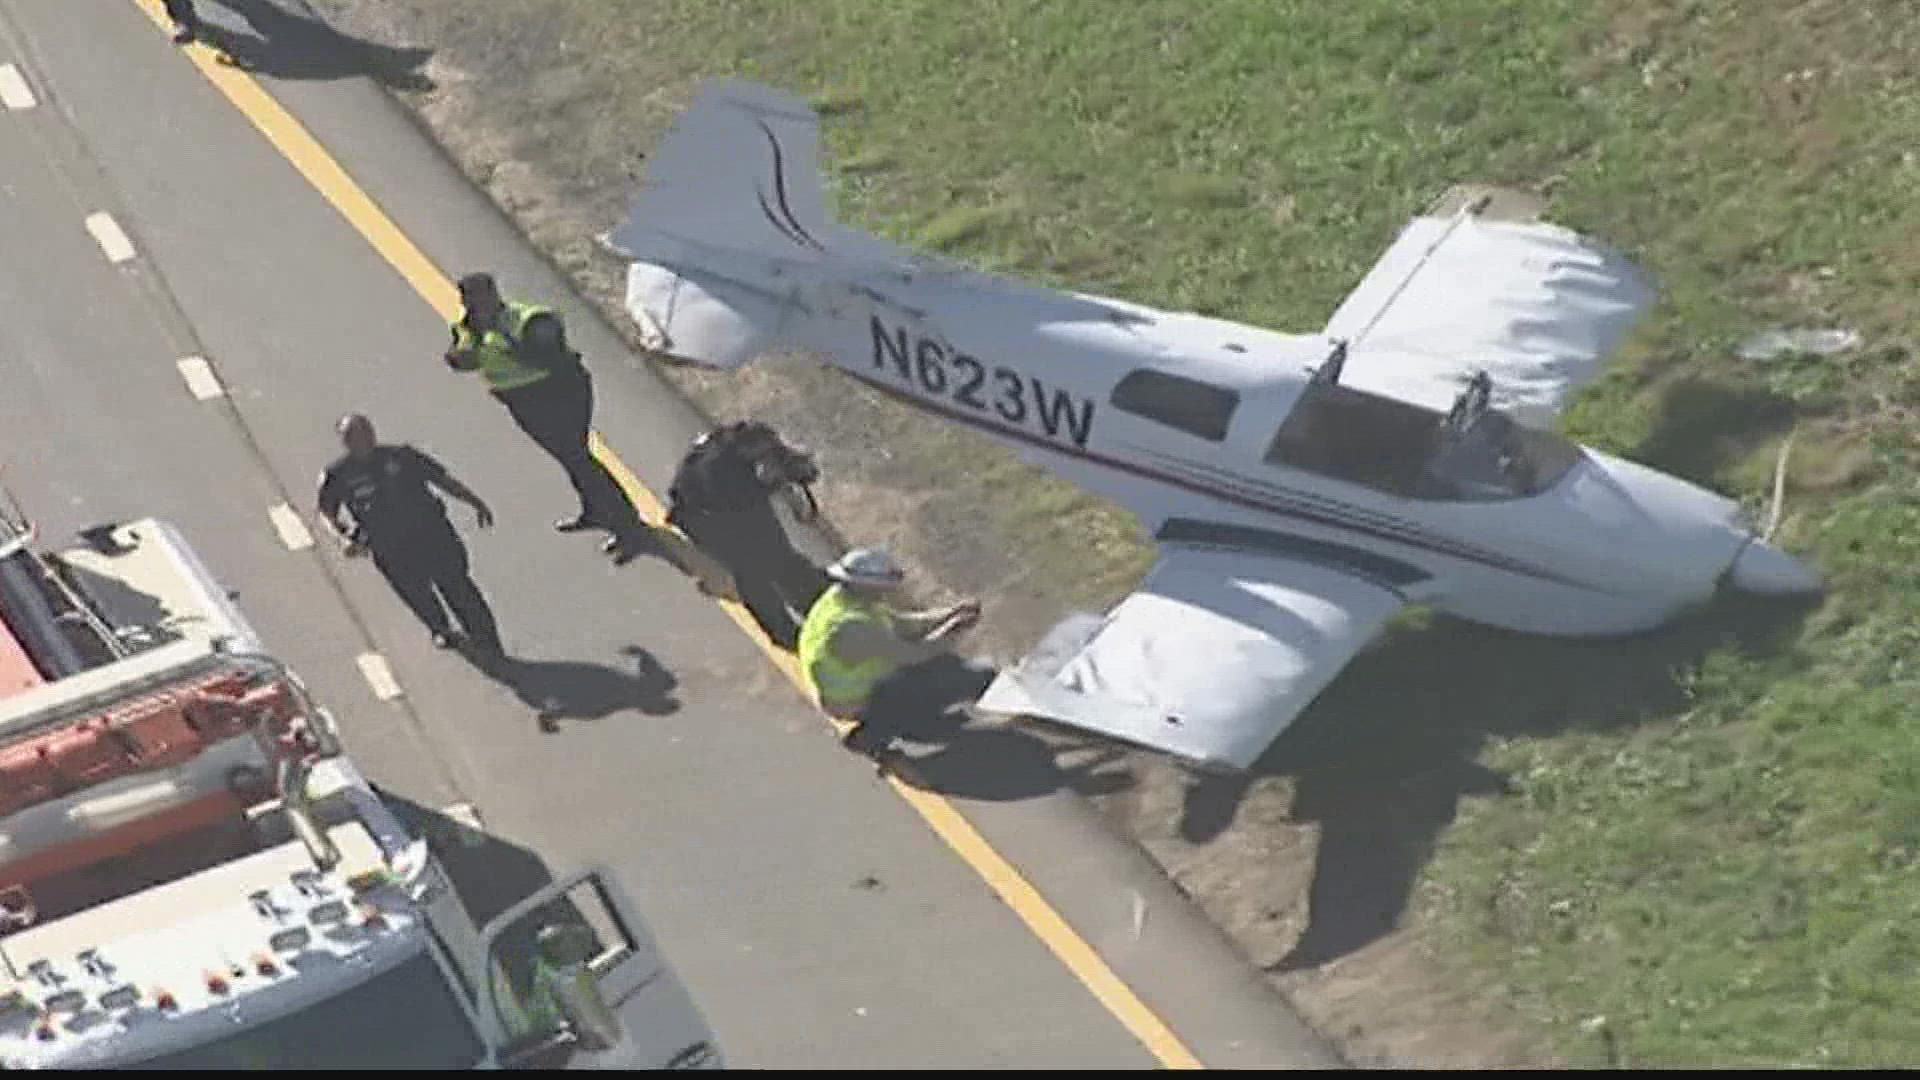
[204,972,229,996]
[358,903,387,931]
[76,949,110,980]
[153,989,177,1012]
[253,954,278,977]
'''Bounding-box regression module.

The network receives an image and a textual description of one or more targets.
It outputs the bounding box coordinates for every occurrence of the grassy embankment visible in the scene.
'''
[313,0,1920,1066]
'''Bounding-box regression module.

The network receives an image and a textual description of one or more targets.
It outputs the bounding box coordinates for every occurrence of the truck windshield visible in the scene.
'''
[123,953,486,1070]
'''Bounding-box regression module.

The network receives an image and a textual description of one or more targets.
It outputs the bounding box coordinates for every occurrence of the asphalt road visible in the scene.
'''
[0,0,1343,1069]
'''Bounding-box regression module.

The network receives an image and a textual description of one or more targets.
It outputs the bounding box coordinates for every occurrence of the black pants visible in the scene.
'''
[672,502,828,648]
[494,372,640,532]
[371,528,500,645]
[845,654,998,754]
[165,0,199,30]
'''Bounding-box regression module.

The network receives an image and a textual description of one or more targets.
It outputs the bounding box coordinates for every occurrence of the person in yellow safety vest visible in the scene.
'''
[798,548,990,761]
[445,272,650,564]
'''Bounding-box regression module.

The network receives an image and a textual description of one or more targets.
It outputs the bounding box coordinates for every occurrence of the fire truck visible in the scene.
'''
[0,489,721,1069]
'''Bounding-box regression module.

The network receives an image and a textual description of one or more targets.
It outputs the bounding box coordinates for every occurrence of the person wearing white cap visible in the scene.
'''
[797,547,982,759]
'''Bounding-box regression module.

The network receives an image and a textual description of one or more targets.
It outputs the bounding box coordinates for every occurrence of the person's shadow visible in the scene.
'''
[199,0,435,92]
[467,645,680,734]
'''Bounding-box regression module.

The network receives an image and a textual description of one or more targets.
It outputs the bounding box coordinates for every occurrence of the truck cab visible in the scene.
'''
[0,491,720,1069]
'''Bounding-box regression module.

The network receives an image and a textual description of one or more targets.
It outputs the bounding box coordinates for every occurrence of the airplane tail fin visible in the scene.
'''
[605,80,839,368]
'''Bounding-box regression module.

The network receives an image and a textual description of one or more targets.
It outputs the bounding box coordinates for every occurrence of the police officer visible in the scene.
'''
[317,414,503,654]
[667,421,829,649]
[444,272,648,564]
[797,548,986,760]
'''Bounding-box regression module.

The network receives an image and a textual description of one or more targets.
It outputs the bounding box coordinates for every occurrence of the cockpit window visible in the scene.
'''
[1264,380,1583,501]
[1110,369,1239,442]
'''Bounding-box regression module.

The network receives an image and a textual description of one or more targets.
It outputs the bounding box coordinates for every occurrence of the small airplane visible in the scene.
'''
[603,78,1823,773]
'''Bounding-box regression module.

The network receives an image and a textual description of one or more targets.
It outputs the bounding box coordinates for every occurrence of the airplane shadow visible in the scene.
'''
[1633,374,1800,489]
[197,0,436,92]
[1220,599,1819,977]
[465,645,681,733]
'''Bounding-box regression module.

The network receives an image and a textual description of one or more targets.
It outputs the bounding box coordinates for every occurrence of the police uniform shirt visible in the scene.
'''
[317,445,458,547]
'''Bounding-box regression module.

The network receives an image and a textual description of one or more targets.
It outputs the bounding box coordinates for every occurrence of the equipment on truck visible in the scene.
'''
[0,487,720,1069]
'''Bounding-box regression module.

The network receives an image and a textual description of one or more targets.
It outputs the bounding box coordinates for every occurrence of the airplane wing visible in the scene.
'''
[975,543,1410,772]
[1323,188,1657,429]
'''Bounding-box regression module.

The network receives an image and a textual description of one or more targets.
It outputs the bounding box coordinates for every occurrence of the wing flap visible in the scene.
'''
[1325,193,1656,428]
[976,548,1405,771]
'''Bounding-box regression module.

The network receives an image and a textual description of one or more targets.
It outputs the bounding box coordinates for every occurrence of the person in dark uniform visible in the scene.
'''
[666,421,830,650]
[444,272,649,564]
[165,0,201,44]
[317,414,503,654]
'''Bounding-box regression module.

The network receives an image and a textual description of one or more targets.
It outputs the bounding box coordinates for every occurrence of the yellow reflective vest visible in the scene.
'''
[798,585,899,717]
[449,301,558,392]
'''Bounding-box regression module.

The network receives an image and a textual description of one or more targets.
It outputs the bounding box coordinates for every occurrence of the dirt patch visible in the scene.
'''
[293,0,1560,1066]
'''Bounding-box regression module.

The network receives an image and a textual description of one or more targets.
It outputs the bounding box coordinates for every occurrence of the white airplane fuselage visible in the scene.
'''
[632,236,1815,637]
[608,77,1821,771]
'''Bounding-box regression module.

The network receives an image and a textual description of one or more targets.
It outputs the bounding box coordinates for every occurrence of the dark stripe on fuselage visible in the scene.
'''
[1135,452,1590,588]
[1155,518,1431,592]
[834,365,1604,591]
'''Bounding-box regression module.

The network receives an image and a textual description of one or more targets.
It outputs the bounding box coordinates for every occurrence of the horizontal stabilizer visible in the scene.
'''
[621,260,811,369]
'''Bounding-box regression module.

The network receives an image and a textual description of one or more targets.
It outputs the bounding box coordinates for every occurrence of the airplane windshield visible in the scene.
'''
[1263,381,1583,501]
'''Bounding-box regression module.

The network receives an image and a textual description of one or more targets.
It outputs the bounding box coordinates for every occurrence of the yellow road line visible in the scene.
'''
[129,0,1201,1067]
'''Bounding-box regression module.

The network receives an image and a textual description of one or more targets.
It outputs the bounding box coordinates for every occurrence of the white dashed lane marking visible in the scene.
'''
[175,356,225,400]
[356,652,403,701]
[267,502,313,551]
[0,64,35,110]
[84,211,136,263]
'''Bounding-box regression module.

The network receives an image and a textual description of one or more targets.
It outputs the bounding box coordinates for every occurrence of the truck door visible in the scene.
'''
[480,866,723,1069]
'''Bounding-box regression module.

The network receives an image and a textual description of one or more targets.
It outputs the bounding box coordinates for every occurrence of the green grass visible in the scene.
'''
[349,0,1920,1065]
